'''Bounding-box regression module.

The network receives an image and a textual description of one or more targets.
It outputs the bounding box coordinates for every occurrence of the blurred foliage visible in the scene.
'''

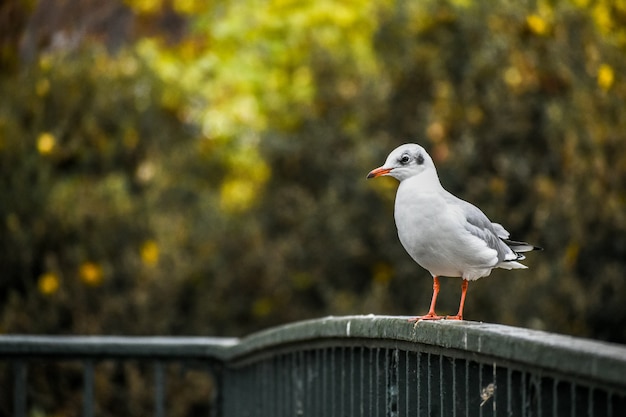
[3,0,626,414]
[1,0,625,369]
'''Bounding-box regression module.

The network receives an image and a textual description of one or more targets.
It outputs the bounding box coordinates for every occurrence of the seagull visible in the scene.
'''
[367,143,541,321]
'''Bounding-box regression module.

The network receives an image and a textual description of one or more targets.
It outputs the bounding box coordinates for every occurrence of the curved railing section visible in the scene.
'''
[2,316,626,416]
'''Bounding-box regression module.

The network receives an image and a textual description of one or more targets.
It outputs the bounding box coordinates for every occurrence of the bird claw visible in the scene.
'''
[407,314,446,322]
[445,315,463,320]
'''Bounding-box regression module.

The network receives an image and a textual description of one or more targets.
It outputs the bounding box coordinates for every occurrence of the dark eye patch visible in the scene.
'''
[416,154,424,165]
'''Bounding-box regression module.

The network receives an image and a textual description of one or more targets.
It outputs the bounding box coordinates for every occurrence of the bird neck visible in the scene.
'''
[404,168,443,192]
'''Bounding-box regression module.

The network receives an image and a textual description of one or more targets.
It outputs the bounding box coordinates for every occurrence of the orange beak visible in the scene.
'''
[366,167,393,179]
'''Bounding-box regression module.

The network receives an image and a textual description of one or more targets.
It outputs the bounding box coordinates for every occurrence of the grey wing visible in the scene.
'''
[451,196,520,263]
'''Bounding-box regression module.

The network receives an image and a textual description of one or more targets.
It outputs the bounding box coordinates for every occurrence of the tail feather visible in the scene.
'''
[497,260,528,270]
[502,238,542,253]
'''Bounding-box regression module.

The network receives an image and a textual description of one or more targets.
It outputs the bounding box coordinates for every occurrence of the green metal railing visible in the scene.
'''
[2,316,626,416]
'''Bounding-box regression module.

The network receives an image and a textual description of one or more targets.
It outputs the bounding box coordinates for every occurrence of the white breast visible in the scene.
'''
[393,178,498,280]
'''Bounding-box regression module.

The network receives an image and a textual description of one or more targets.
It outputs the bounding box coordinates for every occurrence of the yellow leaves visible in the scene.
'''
[79,262,104,286]
[597,64,614,91]
[563,242,580,270]
[38,262,107,295]
[489,178,506,196]
[124,0,163,14]
[534,176,556,199]
[219,145,270,214]
[220,178,260,214]
[503,66,523,89]
[372,262,393,285]
[123,128,140,150]
[252,297,274,318]
[426,121,446,143]
[126,0,207,15]
[526,14,549,36]
[38,272,60,295]
[172,0,207,15]
[36,78,50,96]
[141,240,160,267]
[138,0,385,141]
[591,2,613,34]
[571,0,626,42]
[37,132,56,155]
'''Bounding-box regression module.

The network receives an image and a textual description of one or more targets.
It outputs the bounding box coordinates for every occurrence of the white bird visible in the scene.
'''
[367,143,540,321]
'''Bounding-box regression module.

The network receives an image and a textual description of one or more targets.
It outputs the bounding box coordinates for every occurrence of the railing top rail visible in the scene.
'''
[0,335,238,360]
[226,315,626,387]
[2,316,625,387]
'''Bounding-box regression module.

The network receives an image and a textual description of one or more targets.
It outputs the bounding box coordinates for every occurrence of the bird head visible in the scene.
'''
[367,143,435,182]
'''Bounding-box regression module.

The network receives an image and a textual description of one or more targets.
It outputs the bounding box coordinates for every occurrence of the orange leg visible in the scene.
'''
[408,276,445,322]
[446,279,469,320]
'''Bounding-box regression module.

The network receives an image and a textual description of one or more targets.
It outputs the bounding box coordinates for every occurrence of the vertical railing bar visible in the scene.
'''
[607,391,613,417]
[405,350,410,417]
[310,351,315,417]
[553,379,558,417]
[360,347,365,417]
[390,348,399,417]
[154,361,165,417]
[83,360,95,417]
[275,355,280,417]
[298,351,304,414]
[291,353,295,417]
[340,347,345,417]
[249,361,254,416]
[207,362,218,417]
[261,358,267,416]
[479,362,483,417]
[236,363,242,417]
[507,368,512,417]
[283,354,288,417]
[375,348,380,413]
[385,348,389,416]
[13,360,27,417]
[330,348,335,417]
[323,348,328,417]
[268,357,273,417]
[290,352,295,417]
[350,347,355,417]
[492,362,497,416]
[522,372,527,417]
[269,358,273,417]
[299,350,305,417]
[304,349,319,414]
[368,349,374,416]
[571,382,576,417]
[452,357,456,417]
[588,387,593,417]
[465,360,469,417]
[280,354,286,417]
[538,375,542,417]
[416,352,421,414]
[427,352,431,416]
[439,355,444,417]
[276,355,281,417]
[255,360,260,417]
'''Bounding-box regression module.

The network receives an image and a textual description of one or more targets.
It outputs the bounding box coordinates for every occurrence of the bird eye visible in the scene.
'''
[399,154,411,164]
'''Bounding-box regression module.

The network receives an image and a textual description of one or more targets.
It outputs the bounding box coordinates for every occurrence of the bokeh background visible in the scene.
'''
[2,0,626,345]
